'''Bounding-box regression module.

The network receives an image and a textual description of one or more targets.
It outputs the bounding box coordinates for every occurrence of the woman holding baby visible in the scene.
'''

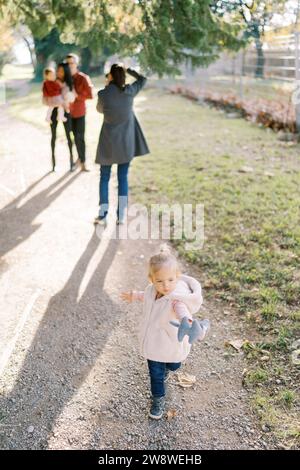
[42,62,76,172]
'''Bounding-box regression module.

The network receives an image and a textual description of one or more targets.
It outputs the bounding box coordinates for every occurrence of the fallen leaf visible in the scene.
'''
[291,339,300,350]
[238,166,254,173]
[291,349,300,365]
[225,339,246,350]
[166,409,177,420]
[176,372,196,388]
[145,186,158,193]
[260,355,270,362]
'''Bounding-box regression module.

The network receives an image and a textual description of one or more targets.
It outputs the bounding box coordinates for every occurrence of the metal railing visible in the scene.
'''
[243,33,296,82]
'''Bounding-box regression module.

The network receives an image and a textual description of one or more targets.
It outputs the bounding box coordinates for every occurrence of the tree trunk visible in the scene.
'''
[32,36,49,82]
[96,59,106,75]
[31,29,73,82]
[22,36,36,70]
[80,47,92,74]
[33,51,47,81]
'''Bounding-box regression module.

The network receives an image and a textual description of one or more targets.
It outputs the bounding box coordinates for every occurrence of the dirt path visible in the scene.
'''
[0,100,277,450]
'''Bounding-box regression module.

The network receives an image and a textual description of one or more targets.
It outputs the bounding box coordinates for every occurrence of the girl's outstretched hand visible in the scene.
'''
[120,291,133,302]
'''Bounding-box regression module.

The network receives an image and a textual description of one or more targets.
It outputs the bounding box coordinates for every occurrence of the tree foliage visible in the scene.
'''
[211,1,286,41]
[211,1,286,77]
[0,0,246,76]
[0,17,14,73]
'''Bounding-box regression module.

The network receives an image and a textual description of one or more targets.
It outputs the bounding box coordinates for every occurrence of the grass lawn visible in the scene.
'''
[3,73,300,447]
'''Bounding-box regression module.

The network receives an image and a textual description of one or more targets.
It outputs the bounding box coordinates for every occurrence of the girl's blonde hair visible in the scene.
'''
[148,243,181,279]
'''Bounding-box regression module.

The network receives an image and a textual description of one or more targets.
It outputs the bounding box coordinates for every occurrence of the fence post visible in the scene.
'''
[294,32,300,132]
[238,50,244,100]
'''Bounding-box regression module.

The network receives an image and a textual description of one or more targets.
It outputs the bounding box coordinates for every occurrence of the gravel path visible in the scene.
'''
[0,107,277,450]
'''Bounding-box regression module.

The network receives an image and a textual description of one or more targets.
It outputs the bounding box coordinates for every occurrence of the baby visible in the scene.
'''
[121,244,210,420]
[42,67,67,123]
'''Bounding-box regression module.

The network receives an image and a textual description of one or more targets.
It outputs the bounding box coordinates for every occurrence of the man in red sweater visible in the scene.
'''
[66,53,94,171]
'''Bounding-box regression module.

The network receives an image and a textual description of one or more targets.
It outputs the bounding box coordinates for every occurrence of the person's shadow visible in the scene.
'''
[0,171,80,272]
[0,232,123,449]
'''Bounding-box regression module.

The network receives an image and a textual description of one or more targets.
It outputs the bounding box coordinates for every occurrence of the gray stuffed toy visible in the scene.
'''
[170,317,210,344]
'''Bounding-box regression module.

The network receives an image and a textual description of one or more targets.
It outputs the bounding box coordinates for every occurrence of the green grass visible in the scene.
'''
[252,389,299,446]
[129,89,300,319]
[278,390,296,408]
[245,368,269,385]
[4,76,300,448]
[252,392,278,429]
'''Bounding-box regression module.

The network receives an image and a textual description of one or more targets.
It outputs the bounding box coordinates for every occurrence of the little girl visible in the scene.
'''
[121,244,210,420]
[42,67,75,123]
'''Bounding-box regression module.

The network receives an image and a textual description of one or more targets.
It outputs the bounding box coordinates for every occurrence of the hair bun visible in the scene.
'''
[149,243,181,278]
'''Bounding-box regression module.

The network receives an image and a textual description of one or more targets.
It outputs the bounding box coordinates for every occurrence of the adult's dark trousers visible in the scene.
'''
[50,108,74,170]
[71,115,86,163]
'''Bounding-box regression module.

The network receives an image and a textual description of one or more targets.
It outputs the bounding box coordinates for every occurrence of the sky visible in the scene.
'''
[12,41,32,64]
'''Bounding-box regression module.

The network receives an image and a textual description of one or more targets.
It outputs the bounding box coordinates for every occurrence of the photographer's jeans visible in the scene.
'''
[99,162,130,220]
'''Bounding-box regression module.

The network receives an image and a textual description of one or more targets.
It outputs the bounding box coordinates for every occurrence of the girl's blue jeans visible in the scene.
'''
[147,359,181,397]
[99,162,130,220]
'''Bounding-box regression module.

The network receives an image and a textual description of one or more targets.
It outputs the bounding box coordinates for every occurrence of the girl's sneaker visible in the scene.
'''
[149,396,165,420]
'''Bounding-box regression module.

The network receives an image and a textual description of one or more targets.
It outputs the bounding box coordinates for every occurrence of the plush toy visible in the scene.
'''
[170,317,210,344]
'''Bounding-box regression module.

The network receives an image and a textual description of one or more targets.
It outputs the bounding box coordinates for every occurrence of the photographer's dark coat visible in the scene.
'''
[95,69,150,165]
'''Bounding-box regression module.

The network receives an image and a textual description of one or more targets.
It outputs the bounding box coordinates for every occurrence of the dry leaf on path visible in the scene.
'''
[238,166,254,173]
[175,372,196,388]
[225,339,253,351]
[166,409,177,420]
[291,349,300,366]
